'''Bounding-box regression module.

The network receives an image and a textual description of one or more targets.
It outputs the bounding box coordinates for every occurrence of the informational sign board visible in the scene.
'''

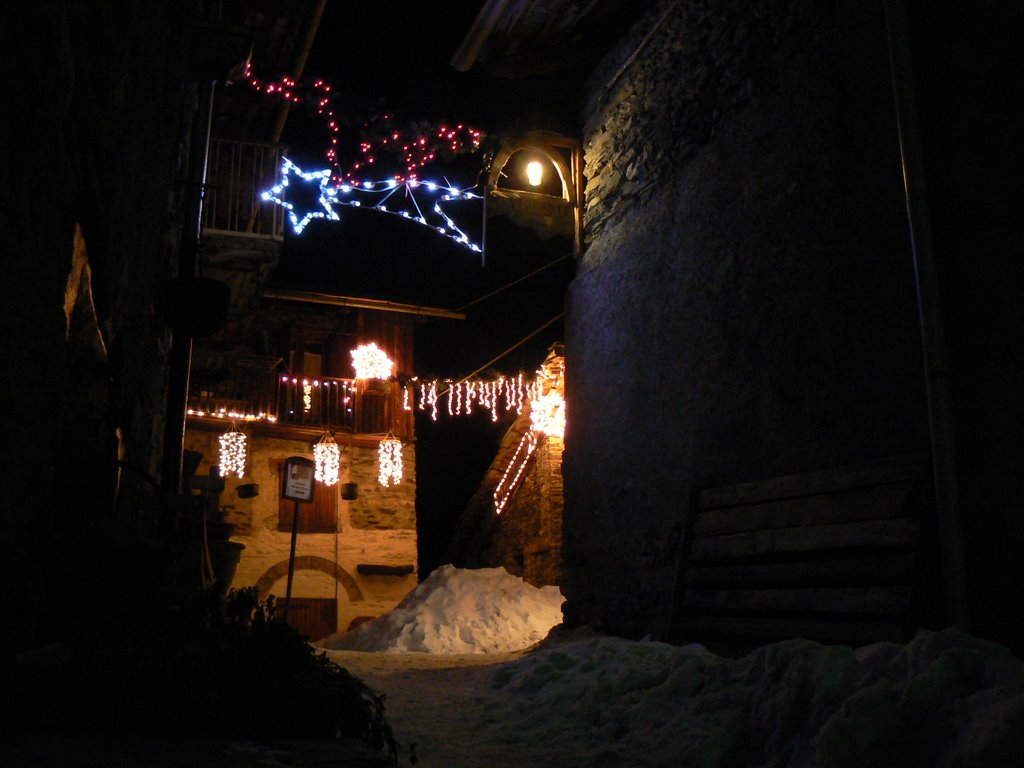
[282,456,315,503]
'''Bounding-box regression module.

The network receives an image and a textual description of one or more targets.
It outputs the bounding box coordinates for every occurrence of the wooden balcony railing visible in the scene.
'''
[188,372,358,432]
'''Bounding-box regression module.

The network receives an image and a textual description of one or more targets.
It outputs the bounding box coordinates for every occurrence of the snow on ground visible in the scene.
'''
[318,564,565,654]
[322,568,1024,767]
[331,629,1024,768]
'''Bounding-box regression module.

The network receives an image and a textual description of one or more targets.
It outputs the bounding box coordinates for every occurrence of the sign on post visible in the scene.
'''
[281,456,315,624]
[282,456,315,503]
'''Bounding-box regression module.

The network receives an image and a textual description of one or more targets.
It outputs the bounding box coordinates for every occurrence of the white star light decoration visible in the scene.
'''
[261,157,482,252]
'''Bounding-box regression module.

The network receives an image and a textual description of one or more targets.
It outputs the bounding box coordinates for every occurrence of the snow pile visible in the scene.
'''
[320,565,565,654]
[479,628,1024,767]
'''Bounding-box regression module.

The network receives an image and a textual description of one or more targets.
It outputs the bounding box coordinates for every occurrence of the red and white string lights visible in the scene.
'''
[491,357,567,513]
[243,59,482,182]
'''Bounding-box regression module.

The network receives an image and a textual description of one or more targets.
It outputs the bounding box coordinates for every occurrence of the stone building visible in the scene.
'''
[455,0,1023,654]
[182,285,460,640]
[448,346,566,587]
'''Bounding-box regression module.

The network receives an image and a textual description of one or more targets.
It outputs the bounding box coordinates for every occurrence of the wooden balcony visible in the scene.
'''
[187,368,413,439]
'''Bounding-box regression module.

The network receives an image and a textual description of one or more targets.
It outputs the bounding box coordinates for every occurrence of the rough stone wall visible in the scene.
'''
[506,434,565,586]
[449,423,565,588]
[185,430,417,634]
[563,0,927,638]
[447,351,566,588]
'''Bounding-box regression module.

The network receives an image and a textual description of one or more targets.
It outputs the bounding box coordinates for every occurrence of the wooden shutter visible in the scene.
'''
[278,462,339,533]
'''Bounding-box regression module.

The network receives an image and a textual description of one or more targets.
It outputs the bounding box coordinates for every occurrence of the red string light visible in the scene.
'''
[240,62,483,186]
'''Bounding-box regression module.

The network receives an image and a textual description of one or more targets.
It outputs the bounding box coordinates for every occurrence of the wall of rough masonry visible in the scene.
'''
[448,421,565,589]
[563,0,929,638]
[185,429,417,635]
[447,352,566,588]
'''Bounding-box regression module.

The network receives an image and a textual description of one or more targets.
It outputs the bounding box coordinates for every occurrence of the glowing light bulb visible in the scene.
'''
[526,161,544,187]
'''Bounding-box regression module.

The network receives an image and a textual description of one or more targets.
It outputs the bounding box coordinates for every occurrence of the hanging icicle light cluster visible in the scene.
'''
[378,434,404,487]
[218,424,247,478]
[408,373,543,423]
[351,342,394,380]
[314,433,341,486]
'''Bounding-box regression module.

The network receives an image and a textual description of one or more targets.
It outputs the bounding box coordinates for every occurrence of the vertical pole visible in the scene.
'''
[282,500,300,624]
[481,186,488,267]
[884,0,969,629]
[161,79,216,525]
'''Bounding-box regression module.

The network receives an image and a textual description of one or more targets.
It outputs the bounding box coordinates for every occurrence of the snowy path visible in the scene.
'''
[329,628,1024,768]
[320,567,1023,767]
[328,650,545,768]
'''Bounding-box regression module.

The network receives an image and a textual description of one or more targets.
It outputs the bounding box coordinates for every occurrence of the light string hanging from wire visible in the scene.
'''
[406,373,543,423]
[239,62,482,183]
[218,421,248,478]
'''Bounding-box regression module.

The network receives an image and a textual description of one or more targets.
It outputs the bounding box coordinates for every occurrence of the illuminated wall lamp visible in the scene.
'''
[526,160,544,187]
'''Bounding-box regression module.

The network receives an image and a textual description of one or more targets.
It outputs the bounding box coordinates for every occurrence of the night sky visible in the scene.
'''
[274,3,575,575]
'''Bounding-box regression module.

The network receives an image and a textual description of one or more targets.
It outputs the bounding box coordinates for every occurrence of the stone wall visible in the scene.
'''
[185,429,417,635]
[447,350,566,588]
[563,0,928,638]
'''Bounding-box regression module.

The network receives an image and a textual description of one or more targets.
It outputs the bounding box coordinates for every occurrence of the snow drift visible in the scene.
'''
[319,565,565,653]
[483,628,1024,767]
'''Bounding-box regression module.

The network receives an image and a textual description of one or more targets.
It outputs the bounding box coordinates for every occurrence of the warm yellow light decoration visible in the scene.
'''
[494,431,538,514]
[218,427,247,478]
[413,374,541,423]
[303,380,313,413]
[314,433,341,486]
[351,342,394,380]
[529,391,566,438]
[377,434,404,487]
[188,408,277,423]
[526,160,543,187]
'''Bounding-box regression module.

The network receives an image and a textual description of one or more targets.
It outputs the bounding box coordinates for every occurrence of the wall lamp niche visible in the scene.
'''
[487,130,582,253]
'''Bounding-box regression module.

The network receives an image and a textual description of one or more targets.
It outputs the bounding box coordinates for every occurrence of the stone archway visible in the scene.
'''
[254,556,364,602]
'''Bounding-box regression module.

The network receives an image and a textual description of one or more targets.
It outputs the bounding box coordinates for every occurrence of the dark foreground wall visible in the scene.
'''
[0,2,194,653]
[564,1,938,640]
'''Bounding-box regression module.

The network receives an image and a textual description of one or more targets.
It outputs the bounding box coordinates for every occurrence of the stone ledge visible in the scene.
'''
[356,564,416,576]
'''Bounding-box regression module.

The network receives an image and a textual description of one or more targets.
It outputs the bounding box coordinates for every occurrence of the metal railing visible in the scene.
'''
[202,138,285,239]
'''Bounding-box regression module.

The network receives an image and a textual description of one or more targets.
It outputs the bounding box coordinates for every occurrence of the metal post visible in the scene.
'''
[884,0,969,629]
[282,499,301,624]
